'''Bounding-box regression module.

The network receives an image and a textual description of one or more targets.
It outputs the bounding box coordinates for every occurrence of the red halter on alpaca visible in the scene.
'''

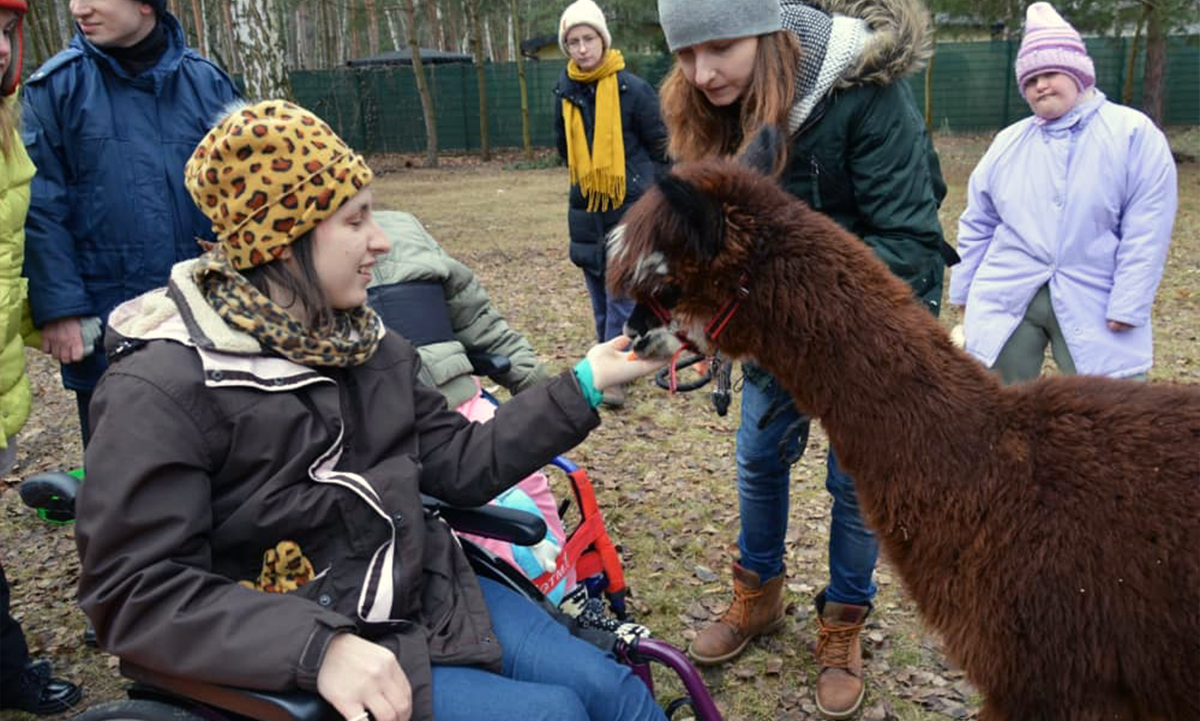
[645,272,749,393]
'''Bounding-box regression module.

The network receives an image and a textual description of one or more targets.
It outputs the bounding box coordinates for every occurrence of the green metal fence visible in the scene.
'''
[292,36,1198,155]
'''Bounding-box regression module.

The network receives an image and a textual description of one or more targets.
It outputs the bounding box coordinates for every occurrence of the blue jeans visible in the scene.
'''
[736,374,879,605]
[583,270,636,343]
[431,577,666,721]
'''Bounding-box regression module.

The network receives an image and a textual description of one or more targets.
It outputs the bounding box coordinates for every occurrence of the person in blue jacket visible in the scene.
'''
[21,0,238,446]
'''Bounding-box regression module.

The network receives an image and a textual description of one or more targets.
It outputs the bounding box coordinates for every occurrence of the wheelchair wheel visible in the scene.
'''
[74,699,208,721]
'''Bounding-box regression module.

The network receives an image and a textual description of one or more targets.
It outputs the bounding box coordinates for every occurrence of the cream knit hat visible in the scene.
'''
[558,0,612,57]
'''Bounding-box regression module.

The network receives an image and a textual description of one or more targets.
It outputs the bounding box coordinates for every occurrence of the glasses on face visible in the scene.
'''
[567,35,600,50]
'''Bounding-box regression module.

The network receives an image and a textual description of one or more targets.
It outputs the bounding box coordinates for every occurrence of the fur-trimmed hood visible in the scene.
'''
[809,0,934,87]
[106,259,264,356]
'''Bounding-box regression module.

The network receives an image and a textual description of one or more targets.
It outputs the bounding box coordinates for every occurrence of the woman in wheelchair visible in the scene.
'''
[73,100,667,721]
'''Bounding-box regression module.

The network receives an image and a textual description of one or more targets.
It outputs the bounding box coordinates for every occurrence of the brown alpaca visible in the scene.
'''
[607,130,1200,721]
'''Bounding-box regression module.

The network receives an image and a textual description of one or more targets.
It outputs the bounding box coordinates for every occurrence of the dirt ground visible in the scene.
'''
[1,131,1197,721]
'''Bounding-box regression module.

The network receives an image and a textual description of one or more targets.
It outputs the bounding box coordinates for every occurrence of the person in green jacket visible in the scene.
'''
[366,211,574,601]
[655,0,948,717]
[0,1,83,715]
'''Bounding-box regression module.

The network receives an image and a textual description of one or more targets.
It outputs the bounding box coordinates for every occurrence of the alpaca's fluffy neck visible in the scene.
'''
[737,231,1005,623]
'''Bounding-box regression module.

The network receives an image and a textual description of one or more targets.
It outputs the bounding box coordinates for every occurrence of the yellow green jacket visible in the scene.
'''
[0,101,37,449]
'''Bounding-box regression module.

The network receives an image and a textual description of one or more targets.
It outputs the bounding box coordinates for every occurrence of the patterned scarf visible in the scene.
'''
[192,249,382,367]
[781,2,870,133]
[563,49,626,212]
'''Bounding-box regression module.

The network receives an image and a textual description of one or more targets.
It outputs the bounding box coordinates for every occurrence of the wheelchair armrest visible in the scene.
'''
[422,494,546,547]
[121,660,338,721]
[467,352,512,378]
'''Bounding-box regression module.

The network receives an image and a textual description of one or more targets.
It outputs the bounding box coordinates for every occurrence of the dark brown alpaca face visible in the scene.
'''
[608,130,786,361]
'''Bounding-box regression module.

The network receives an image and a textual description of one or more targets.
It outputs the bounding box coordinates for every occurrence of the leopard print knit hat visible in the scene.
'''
[185,99,374,270]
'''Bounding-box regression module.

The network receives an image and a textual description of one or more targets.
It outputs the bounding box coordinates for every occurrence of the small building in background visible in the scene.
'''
[519,34,562,61]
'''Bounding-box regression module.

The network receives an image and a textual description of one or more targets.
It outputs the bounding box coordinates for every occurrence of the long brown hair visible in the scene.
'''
[659,30,800,174]
[0,96,18,158]
[242,231,337,333]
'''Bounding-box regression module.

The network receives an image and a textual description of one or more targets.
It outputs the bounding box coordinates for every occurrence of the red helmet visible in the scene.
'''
[0,0,26,97]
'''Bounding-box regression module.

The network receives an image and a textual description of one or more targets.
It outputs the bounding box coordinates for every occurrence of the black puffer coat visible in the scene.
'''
[554,68,669,275]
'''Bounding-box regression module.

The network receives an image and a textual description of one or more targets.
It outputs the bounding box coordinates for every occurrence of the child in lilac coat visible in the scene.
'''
[949,2,1177,383]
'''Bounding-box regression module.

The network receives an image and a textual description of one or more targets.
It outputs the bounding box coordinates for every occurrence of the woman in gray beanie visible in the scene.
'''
[656,1,951,718]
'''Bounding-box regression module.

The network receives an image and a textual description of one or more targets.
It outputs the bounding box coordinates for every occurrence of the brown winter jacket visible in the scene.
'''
[74,261,600,720]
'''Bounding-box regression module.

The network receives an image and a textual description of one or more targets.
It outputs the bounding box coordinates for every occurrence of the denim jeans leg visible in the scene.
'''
[605,293,636,342]
[581,271,608,344]
[824,450,878,605]
[736,377,807,581]
[431,577,666,721]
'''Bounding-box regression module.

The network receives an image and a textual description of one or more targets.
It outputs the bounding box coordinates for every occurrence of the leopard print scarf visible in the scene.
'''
[193,249,382,367]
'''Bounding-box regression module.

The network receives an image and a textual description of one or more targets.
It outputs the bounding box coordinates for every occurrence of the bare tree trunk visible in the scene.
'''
[447,0,464,52]
[1123,5,1148,106]
[465,0,490,160]
[402,0,439,167]
[24,2,50,68]
[294,1,310,69]
[348,1,362,61]
[320,0,335,68]
[385,5,405,51]
[364,0,381,55]
[222,0,239,74]
[483,14,494,62]
[511,0,532,160]
[189,0,209,57]
[231,0,294,100]
[38,0,67,55]
[504,11,513,63]
[333,0,346,65]
[424,0,444,50]
[1141,0,1167,126]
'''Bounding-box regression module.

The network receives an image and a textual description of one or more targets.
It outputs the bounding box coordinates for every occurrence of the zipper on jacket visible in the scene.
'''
[810,156,823,208]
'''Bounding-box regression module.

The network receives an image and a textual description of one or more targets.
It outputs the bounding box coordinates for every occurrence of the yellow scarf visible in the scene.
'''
[563,49,626,213]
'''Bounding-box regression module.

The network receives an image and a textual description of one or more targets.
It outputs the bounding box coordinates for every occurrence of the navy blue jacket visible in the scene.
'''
[554,68,668,275]
[21,13,239,392]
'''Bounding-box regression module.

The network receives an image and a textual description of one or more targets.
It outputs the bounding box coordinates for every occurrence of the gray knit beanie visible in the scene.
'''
[657,0,782,52]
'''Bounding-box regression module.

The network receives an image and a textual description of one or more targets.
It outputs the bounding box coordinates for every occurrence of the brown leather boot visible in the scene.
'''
[813,591,871,719]
[687,562,786,665]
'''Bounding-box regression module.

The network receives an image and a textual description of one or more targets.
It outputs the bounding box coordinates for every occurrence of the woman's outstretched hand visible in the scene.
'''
[317,633,413,721]
[586,335,669,390]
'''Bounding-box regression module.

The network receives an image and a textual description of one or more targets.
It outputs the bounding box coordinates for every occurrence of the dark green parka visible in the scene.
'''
[781,0,947,313]
[742,0,948,388]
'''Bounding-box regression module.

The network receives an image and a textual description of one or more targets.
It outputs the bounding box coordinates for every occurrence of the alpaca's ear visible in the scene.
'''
[657,174,725,262]
[737,126,782,176]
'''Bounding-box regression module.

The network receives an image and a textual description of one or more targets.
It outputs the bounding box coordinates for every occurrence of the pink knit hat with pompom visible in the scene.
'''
[1014,3,1095,91]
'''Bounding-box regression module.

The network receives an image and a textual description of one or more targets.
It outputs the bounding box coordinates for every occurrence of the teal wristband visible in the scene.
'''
[572,359,604,409]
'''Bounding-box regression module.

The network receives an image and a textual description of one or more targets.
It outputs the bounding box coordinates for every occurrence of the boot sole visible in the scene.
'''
[686,615,787,666]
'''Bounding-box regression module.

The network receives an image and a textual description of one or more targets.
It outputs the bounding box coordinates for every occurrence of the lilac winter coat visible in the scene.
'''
[949,91,1177,378]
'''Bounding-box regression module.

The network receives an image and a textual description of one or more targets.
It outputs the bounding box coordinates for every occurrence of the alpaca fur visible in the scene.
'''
[607,133,1200,721]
